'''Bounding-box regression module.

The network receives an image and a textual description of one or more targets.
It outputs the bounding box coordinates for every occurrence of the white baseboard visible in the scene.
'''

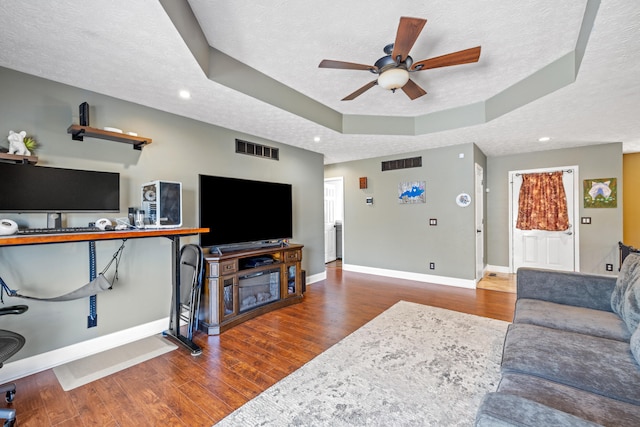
[486,264,511,274]
[306,270,326,285]
[342,264,476,289]
[0,317,170,383]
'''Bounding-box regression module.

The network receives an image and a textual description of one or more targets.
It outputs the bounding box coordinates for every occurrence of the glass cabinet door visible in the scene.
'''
[287,264,297,296]
[221,276,237,320]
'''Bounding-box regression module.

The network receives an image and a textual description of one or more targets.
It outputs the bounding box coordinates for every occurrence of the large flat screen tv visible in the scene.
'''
[199,174,293,249]
[0,163,120,213]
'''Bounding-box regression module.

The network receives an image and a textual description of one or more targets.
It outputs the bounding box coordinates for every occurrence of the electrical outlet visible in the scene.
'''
[429,218,437,226]
[429,262,435,270]
[606,263,613,272]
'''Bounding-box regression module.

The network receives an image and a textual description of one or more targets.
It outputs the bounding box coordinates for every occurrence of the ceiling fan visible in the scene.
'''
[318,17,481,101]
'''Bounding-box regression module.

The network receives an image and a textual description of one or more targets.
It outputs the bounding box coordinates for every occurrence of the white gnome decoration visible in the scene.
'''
[7,130,31,156]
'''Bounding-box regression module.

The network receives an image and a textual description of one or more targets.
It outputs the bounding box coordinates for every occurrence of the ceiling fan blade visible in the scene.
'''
[342,80,378,101]
[319,59,377,72]
[391,17,427,63]
[401,79,427,100]
[411,46,481,71]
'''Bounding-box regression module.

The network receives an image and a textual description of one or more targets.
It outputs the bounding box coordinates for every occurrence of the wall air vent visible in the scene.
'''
[381,156,422,171]
[235,139,279,160]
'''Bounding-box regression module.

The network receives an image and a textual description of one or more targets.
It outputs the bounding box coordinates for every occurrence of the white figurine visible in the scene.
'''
[7,130,31,156]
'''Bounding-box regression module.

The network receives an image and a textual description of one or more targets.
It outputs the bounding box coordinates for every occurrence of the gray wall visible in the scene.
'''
[325,141,621,282]
[487,143,623,273]
[325,142,481,280]
[0,67,324,360]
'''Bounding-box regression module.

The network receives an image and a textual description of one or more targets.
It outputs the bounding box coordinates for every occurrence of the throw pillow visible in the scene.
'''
[612,253,640,332]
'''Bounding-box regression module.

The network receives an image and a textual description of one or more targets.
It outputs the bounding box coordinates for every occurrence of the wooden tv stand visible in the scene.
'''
[199,243,304,335]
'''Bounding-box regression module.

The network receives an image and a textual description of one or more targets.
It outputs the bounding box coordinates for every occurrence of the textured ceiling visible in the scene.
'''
[193,0,580,117]
[0,0,639,164]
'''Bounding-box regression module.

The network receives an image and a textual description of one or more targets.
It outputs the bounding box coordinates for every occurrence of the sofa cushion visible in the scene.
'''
[612,253,640,331]
[501,323,640,406]
[631,325,640,366]
[475,392,601,427]
[497,372,640,427]
[518,268,615,312]
[514,299,631,341]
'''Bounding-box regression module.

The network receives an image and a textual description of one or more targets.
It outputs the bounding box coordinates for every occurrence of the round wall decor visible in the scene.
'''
[456,193,471,207]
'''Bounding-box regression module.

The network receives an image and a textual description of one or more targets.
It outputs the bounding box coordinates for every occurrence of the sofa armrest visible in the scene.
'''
[517,268,616,312]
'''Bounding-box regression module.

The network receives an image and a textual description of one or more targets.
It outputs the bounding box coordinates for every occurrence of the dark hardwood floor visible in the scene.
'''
[2,264,516,426]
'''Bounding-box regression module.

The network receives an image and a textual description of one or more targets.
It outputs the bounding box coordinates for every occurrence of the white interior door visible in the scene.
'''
[475,164,485,281]
[324,182,337,263]
[510,167,578,272]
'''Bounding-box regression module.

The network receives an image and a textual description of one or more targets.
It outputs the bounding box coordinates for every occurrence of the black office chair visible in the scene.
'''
[0,304,28,427]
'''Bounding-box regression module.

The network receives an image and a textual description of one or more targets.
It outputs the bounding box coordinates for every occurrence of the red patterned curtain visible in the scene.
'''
[516,171,569,231]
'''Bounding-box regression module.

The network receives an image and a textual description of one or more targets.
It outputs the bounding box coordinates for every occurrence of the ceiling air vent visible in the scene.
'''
[236,139,279,160]
[381,156,422,171]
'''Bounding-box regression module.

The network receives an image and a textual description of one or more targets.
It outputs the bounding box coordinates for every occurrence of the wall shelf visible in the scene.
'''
[0,152,38,164]
[67,124,152,150]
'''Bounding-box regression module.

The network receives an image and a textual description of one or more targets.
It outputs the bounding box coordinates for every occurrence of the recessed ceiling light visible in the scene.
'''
[314,136,321,142]
[538,137,551,142]
[179,90,191,99]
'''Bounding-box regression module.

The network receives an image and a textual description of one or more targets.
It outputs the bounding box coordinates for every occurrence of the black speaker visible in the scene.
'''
[79,102,90,126]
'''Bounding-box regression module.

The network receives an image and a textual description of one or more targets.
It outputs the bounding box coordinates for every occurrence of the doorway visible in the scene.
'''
[509,166,579,273]
[324,177,344,264]
[475,163,485,282]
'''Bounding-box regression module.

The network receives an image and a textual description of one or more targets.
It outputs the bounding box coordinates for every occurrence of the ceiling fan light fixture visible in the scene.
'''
[319,17,480,100]
[377,68,410,91]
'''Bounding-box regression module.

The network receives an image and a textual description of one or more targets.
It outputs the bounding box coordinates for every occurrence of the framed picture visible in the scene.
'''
[398,181,426,204]
[583,178,617,208]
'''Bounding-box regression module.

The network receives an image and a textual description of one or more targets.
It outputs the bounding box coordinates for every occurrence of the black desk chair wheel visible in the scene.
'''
[0,305,28,427]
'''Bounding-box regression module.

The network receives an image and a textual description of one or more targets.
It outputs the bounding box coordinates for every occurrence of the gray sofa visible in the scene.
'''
[476,254,640,426]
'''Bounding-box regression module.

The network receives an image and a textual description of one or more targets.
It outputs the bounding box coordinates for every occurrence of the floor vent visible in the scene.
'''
[235,139,279,160]
[381,156,422,171]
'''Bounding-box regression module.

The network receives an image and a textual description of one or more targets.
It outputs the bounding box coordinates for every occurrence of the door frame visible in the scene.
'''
[475,163,485,282]
[324,176,344,263]
[508,165,580,273]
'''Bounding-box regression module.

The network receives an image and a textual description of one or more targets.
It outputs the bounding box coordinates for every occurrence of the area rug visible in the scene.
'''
[215,301,509,426]
[53,335,177,391]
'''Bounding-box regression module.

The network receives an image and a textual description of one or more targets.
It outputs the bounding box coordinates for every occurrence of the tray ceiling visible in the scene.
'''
[0,0,638,164]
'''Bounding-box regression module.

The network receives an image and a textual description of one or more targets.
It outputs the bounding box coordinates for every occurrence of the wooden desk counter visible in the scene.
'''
[0,227,208,247]
[0,227,209,355]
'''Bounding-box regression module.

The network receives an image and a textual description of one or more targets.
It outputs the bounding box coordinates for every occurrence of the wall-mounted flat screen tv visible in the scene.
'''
[0,163,120,213]
[199,174,293,248]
